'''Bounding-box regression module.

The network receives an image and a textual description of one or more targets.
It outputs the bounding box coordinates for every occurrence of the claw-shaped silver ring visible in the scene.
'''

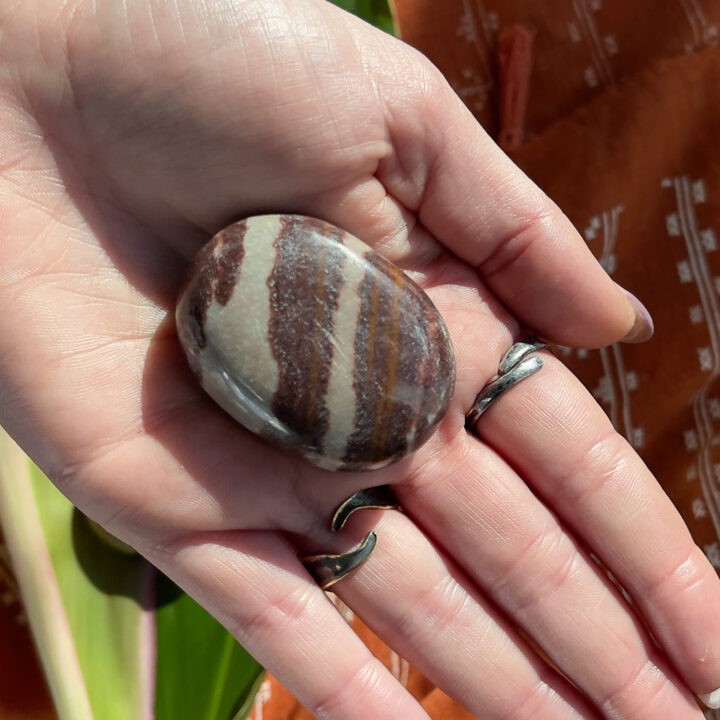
[300,485,400,590]
[465,338,549,430]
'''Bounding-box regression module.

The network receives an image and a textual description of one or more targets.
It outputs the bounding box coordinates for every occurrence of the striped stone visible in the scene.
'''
[175,214,455,471]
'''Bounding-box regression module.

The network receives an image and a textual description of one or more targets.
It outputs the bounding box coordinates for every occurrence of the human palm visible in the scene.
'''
[1,1,719,718]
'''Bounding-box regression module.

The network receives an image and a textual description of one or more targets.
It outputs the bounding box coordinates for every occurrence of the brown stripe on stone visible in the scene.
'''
[269,216,346,454]
[212,221,248,306]
[342,252,454,468]
[343,254,418,467]
[369,261,404,452]
[385,278,455,458]
[182,220,247,350]
[386,263,446,452]
[343,266,382,465]
[412,301,455,448]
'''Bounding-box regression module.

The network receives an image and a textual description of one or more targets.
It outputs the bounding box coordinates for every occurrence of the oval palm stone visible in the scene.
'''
[175,214,455,471]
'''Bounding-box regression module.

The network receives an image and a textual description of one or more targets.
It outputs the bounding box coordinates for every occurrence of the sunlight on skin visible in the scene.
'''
[0,1,717,718]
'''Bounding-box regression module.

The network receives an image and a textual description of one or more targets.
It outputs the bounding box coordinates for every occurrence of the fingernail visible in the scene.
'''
[699,688,720,709]
[621,289,654,343]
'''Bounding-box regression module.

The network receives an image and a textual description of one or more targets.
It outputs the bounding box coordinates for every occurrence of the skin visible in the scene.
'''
[0,1,718,717]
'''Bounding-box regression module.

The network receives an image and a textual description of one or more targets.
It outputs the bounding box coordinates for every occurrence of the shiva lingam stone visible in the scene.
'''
[175,214,455,471]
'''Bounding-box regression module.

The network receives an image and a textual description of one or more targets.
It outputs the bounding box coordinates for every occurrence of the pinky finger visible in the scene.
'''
[148,530,430,720]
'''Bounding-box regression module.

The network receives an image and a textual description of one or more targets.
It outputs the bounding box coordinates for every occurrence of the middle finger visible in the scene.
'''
[319,508,599,720]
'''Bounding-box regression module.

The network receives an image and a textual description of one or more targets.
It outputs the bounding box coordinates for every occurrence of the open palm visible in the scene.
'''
[1,1,718,718]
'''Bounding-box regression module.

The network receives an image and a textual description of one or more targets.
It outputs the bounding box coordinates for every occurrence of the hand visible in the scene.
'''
[1,1,717,718]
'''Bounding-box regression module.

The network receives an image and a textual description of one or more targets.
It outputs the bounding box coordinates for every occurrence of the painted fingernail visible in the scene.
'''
[621,289,654,343]
[699,688,720,709]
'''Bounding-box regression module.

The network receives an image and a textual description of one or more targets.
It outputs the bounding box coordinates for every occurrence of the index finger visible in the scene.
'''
[370,57,651,348]
[475,352,720,708]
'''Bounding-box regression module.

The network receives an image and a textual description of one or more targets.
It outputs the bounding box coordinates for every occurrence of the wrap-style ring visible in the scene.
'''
[300,532,378,590]
[465,338,549,429]
[300,485,401,590]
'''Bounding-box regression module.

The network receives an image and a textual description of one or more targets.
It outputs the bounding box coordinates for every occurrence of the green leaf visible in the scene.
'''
[329,0,396,34]
[0,428,264,719]
[0,428,152,719]
[154,575,264,720]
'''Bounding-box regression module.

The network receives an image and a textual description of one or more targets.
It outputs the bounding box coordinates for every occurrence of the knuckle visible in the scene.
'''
[492,522,580,613]
[599,660,670,717]
[233,583,318,648]
[309,656,383,719]
[393,572,474,645]
[502,681,556,720]
[556,428,630,506]
[644,543,709,601]
[476,206,556,278]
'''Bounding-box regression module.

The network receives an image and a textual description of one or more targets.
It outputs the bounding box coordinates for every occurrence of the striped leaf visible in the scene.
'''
[0,428,263,720]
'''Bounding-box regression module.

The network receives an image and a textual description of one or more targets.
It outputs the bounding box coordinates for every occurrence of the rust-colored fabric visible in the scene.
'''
[391,0,720,572]
[251,2,720,719]
[395,0,720,144]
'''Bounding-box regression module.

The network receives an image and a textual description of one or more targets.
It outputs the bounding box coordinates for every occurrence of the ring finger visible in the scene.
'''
[475,350,720,709]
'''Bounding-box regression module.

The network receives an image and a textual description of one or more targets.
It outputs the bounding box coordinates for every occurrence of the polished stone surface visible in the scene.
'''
[176,214,455,470]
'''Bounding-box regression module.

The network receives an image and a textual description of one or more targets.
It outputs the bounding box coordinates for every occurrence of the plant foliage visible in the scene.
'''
[329,0,396,34]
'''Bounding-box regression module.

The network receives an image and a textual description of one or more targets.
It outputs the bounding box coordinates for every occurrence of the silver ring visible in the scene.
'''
[300,531,378,590]
[465,338,548,429]
[300,485,400,590]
